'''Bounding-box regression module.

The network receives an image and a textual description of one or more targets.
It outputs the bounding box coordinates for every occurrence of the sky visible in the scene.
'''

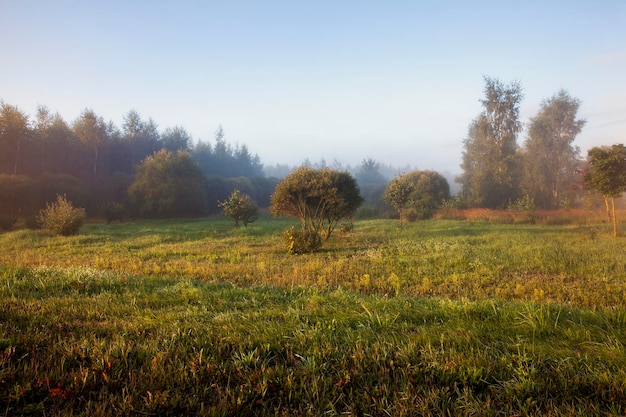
[1,1,625,176]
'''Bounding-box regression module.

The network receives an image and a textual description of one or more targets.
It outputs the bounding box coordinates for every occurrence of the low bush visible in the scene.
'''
[284,227,322,254]
[38,195,86,236]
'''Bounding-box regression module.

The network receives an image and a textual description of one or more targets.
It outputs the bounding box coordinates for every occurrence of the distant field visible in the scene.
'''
[1,216,626,415]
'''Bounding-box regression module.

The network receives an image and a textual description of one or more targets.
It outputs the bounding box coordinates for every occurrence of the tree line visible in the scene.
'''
[0,103,273,221]
[2,74,619,231]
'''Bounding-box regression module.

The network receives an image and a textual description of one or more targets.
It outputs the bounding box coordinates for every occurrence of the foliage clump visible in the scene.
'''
[128,150,207,218]
[271,166,363,249]
[219,189,258,227]
[507,194,537,224]
[584,144,626,237]
[284,226,322,254]
[38,194,86,236]
[383,170,450,227]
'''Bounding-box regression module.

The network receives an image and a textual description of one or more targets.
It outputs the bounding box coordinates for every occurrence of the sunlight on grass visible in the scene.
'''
[2,217,626,415]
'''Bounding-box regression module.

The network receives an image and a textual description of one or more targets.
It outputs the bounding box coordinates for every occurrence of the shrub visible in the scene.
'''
[38,195,86,236]
[218,189,258,227]
[284,227,322,254]
[508,194,537,224]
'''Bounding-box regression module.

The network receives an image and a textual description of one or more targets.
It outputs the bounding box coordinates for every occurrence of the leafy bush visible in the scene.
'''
[218,189,258,227]
[38,195,86,236]
[508,194,537,224]
[284,227,322,254]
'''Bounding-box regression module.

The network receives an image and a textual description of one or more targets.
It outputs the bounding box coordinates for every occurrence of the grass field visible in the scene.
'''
[2,216,626,415]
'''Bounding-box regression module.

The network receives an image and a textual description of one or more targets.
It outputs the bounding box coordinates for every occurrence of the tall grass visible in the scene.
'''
[2,216,625,308]
[2,216,626,415]
[1,266,626,416]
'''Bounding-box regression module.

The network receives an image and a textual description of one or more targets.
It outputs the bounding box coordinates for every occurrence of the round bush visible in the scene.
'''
[38,195,86,236]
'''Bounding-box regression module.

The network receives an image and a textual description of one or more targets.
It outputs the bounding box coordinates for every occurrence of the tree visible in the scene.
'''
[382,174,414,228]
[234,144,263,177]
[219,189,258,227]
[355,158,386,186]
[522,90,586,209]
[270,166,363,240]
[0,102,30,175]
[320,170,363,239]
[403,170,450,219]
[122,110,160,170]
[458,77,523,208]
[583,144,626,237]
[161,126,191,152]
[73,109,108,177]
[128,149,207,218]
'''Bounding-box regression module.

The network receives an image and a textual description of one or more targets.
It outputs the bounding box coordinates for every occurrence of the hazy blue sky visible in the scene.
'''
[1,1,625,174]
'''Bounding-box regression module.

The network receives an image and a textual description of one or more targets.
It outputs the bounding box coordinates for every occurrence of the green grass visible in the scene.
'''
[1,217,626,415]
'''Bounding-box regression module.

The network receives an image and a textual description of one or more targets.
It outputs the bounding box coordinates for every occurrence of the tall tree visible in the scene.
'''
[161,126,191,152]
[122,110,160,170]
[234,144,263,177]
[0,102,30,175]
[33,105,54,175]
[522,90,586,209]
[458,77,523,208]
[212,125,231,176]
[356,158,386,186]
[73,109,108,177]
[583,144,626,237]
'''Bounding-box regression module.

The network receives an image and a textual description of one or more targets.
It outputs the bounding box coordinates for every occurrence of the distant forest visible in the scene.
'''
[0,102,401,219]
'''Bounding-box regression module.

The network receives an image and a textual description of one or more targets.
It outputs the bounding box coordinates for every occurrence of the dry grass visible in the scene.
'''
[436,207,614,225]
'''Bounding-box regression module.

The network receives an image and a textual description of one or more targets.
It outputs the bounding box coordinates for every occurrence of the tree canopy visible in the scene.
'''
[458,77,523,208]
[270,166,363,240]
[584,144,626,236]
[522,90,585,209]
[219,189,258,228]
[383,170,449,226]
[403,170,450,219]
[128,150,207,218]
[382,174,414,228]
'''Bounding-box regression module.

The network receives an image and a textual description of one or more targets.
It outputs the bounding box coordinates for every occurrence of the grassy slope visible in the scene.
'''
[1,217,626,415]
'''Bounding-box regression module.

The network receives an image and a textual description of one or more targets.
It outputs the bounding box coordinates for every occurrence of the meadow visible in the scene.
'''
[1,214,626,415]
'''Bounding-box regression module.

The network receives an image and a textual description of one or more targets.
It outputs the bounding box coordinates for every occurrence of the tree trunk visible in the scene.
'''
[93,145,98,176]
[13,138,21,175]
[604,195,611,222]
[612,197,618,238]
